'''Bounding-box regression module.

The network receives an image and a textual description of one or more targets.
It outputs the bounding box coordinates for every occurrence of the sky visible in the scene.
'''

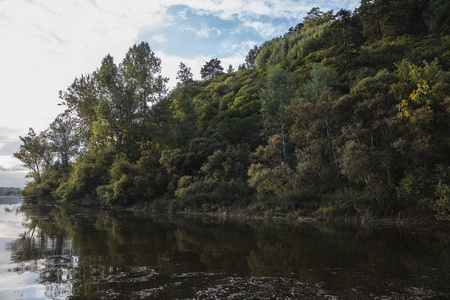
[0,0,360,187]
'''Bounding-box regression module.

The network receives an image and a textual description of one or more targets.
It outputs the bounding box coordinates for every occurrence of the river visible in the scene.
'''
[0,198,449,299]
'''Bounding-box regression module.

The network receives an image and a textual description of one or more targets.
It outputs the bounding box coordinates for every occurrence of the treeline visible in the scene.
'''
[15,0,450,220]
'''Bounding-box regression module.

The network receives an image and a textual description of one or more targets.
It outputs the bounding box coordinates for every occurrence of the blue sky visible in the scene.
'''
[0,0,360,187]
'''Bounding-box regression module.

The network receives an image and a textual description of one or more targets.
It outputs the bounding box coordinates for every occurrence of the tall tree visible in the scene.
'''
[330,9,364,68]
[93,42,168,160]
[46,113,80,169]
[245,45,260,69]
[176,62,193,86]
[14,128,53,184]
[260,66,295,161]
[167,62,198,146]
[302,7,334,31]
[59,73,99,151]
[200,58,224,80]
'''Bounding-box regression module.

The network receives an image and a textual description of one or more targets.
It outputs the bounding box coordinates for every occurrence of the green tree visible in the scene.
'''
[59,74,99,151]
[56,148,113,204]
[260,66,295,161]
[46,113,80,169]
[176,62,193,86]
[14,128,53,184]
[165,62,199,147]
[302,7,334,31]
[425,0,450,36]
[288,89,341,189]
[200,58,224,80]
[301,63,340,100]
[247,135,297,195]
[395,59,441,118]
[330,9,364,69]
[245,45,260,69]
[93,42,168,160]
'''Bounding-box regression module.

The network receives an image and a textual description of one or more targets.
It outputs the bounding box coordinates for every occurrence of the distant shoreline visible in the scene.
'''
[0,196,22,205]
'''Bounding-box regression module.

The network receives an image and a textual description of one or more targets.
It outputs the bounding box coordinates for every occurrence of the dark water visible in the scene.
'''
[0,199,449,299]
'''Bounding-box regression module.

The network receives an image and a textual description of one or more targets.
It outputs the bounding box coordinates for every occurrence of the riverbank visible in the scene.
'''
[130,197,450,232]
[22,195,450,231]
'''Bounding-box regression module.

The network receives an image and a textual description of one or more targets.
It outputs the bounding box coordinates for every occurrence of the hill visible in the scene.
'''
[14,0,450,221]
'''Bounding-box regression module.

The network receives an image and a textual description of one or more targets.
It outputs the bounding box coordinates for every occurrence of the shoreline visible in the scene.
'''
[18,198,450,232]
[130,205,450,232]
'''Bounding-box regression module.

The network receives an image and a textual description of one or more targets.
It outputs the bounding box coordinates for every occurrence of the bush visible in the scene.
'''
[396,164,450,219]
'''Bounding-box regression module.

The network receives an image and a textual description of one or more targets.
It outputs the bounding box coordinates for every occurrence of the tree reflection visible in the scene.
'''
[6,203,450,299]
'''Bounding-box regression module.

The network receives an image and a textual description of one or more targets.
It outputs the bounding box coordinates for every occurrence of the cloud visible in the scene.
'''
[0,128,22,156]
[0,168,27,187]
[151,34,167,43]
[243,20,282,39]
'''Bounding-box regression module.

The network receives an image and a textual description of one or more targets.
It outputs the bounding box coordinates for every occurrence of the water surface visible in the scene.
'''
[0,199,449,299]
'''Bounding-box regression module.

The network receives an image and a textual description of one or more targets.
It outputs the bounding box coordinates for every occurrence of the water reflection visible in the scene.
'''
[1,201,449,299]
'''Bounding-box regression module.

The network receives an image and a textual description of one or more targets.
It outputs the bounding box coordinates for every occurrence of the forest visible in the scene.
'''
[14,0,450,221]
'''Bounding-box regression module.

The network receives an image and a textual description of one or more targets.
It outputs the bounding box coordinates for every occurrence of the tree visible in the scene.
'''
[176,62,193,86]
[260,66,295,161]
[166,62,199,146]
[358,0,418,40]
[301,63,339,100]
[227,64,235,73]
[93,42,168,160]
[59,73,99,151]
[302,7,334,31]
[330,9,364,68]
[425,0,450,36]
[46,113,80,169]
[200,58,224,80]
[14,128,53,184]
[245,45,260,69]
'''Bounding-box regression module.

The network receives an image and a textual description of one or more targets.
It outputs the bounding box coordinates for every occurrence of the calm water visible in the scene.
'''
[0,198,449,299]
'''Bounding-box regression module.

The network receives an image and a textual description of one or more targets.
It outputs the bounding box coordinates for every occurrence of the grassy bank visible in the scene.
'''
[131,193,449,228]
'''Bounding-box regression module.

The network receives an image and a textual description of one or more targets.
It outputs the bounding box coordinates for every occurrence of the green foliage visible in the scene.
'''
[247,135,298,197]
[359,0,426,40]
[55,149,113,204]
[200,144,251,181]
[200,58,224,80]
[248,162,296,195]
[425,0,450,36]
[92,42,168,161]
[301,63,339,100]
[289,22,333,62]
[395,59,442,117]
[15,2,450,221]
[397,165,450,219]
[302,7,334,31]
[96,156,160,206]
[47,113,80,169]
[14,128,53,185]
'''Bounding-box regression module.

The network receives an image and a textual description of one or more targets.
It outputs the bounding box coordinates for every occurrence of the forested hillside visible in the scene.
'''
[15,0,450,220]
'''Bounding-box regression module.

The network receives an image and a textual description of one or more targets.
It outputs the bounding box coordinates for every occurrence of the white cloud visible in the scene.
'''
[243,20,281,39]
[152,34,167,43]
[157,51,212,88]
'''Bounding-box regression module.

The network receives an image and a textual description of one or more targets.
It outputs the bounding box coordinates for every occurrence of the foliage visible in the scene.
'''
[14,2,450,220]
[200,58,224,80]
[397,164,450,219]
[14,128,53,185]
